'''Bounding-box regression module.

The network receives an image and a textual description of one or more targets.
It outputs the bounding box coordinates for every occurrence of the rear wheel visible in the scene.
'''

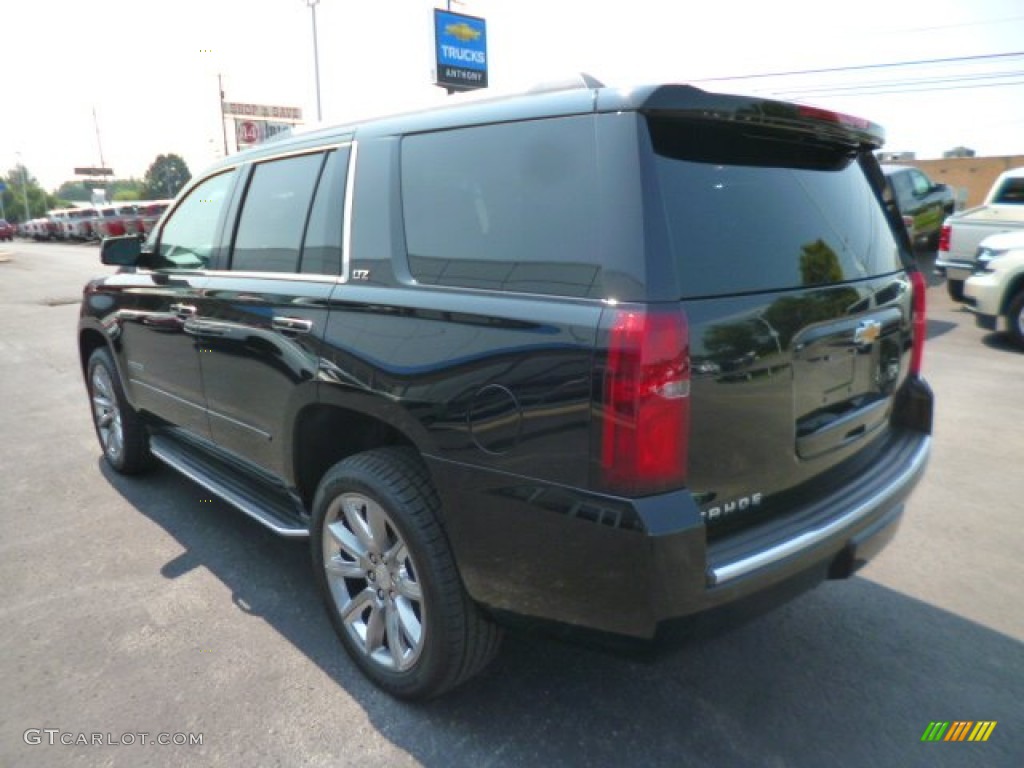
[311,448,501,699]
[1007,291,1024,350]
[947,279,965,302]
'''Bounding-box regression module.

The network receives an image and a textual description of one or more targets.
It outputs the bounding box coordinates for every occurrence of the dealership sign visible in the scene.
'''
[235,120,293,147]
[223,102,303,121]
[433,9,487,92]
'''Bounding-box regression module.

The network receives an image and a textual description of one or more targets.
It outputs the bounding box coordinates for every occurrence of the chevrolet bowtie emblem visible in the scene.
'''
[854,319,882,345]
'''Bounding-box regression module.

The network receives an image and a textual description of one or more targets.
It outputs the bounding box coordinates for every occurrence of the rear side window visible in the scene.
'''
[401,115,601,297]
[300,147,350,275]
[648,118,904,298]
[232,152,325,273]
[887,171,912,206]
[992,177,1024,204]
[909,170,932,196]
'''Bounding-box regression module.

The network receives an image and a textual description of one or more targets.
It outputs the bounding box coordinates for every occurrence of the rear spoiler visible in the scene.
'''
[600,85,885,151]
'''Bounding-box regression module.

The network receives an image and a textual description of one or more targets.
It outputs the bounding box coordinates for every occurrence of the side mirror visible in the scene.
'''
[100,235,143,266]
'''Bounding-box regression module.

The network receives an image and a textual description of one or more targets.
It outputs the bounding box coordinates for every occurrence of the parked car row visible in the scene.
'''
[18,201,172,242]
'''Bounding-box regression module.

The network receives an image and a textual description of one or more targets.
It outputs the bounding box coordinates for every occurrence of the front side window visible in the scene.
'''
[231,152,325,273]
[158,170,237,269]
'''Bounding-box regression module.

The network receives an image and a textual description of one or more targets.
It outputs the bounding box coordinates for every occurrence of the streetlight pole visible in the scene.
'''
[305,0,323,122]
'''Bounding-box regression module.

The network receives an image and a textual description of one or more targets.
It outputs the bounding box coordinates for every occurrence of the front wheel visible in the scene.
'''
[311,448,501,699]
[947,279,965,302]
[87,347,153,474]
[1007,291,1024,350]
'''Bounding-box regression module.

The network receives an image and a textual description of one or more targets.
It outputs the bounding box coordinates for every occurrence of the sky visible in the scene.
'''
[2,0,1023,192]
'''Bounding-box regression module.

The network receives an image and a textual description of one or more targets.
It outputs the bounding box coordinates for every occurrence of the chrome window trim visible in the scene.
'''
[341,140,358,284]
[196,270,340,284]
[248,141,351,167]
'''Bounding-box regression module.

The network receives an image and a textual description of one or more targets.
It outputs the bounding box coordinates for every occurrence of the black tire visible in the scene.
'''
[86,347,153,474]
[311,447,501,699]
[947,279,965,302]
[1007,291,1024,350]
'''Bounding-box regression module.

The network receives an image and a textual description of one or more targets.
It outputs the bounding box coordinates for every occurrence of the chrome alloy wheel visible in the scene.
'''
[90,364,124,463]
[322,492,425,672]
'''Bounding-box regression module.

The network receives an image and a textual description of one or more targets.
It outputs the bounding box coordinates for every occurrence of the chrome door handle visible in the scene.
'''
[271,317,313,334]
[170,303,197,317]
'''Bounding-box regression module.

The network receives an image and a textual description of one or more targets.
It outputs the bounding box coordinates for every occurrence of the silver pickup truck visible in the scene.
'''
[937,167,1024,301]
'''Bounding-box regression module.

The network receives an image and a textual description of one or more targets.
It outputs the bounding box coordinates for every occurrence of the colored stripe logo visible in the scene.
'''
[921,721,997,742]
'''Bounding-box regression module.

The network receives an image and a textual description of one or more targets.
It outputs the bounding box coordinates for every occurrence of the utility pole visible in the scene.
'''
[218,74,229,155]
[93,107,108,200]
[304,0,323,122]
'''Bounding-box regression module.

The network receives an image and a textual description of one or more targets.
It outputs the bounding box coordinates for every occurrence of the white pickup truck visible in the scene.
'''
[937,167,1024,301]
[963,230,1024,348]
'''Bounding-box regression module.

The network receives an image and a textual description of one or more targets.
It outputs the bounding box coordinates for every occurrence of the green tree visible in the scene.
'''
[3,165,57,222]
[142,154,191,199]
[109,178,145,201]
[54,180,91,202]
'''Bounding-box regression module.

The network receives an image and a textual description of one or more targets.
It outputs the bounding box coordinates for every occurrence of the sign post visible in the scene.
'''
[433,8,488,93]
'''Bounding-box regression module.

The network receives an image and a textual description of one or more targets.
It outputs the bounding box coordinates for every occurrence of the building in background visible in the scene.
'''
[903,155,1024,208]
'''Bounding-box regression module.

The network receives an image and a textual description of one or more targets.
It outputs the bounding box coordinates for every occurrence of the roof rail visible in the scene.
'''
[527,72,606,95]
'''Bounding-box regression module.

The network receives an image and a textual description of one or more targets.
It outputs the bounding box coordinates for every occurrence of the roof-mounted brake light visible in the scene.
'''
[797,105,871,130]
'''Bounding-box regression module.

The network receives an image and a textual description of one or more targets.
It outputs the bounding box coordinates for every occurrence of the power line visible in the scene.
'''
[768,69,1024,97]
[885,14,1024,33]
[776,78,1024,99]
[692,51,1024,82]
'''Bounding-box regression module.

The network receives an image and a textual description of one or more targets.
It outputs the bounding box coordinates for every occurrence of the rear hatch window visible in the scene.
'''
[647,118,905,298]
[643,116,915,534]
[992,177,1024,204]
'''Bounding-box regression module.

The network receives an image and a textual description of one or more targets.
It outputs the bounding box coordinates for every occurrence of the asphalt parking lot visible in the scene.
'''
[0,241,1020,767]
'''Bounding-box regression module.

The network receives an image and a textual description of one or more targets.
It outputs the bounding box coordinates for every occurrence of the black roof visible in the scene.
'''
[206,83,886,175]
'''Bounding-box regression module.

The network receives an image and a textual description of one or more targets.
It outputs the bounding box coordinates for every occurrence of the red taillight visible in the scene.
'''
[601,307,690,496]
[910,271,927,376]
[797,104,871,130]
[938,224,951,252]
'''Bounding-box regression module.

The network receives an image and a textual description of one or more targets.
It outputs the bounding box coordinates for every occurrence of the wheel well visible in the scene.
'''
[1000,275,1024,316]
[79,330,108,377]
[293,405,419,507]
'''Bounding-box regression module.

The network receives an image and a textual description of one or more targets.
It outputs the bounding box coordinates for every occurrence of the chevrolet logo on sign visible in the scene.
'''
[445,22,481,42]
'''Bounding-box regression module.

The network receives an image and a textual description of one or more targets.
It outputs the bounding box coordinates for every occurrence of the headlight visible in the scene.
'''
[974,248,1006,274]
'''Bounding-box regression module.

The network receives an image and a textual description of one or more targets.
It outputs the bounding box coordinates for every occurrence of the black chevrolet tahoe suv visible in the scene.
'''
[79,82,933,699]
